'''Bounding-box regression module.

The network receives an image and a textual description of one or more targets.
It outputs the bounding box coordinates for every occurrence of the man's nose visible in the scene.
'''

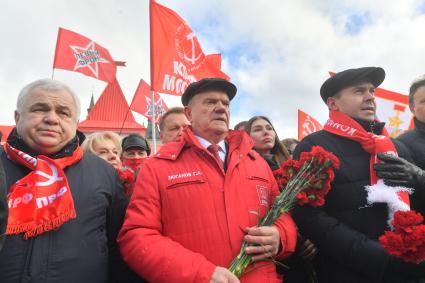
[214,101,228,112]
[364,89,375,101]
[43,111,60,124]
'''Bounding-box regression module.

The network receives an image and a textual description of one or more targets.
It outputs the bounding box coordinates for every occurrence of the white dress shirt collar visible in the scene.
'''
[195,135,226,162]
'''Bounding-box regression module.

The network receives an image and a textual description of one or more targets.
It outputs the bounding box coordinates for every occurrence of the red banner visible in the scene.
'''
[375,88,413,137]
[150,1,229,96]
[298,109,323,141]
[130,79,168,124]
[53,27,117,83]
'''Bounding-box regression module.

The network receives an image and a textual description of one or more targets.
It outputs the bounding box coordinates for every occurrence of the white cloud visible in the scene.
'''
[1,0,425,140]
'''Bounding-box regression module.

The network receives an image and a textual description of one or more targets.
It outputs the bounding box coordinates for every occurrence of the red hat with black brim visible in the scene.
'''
[320,67,385,102]
[181,78,237,106]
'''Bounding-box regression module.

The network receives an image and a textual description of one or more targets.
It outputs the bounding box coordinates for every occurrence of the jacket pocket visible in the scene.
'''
[166,175,206,189]
[247,175,270,183]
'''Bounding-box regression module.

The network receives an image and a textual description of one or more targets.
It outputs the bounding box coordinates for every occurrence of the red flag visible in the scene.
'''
[130,79,169,124]
[53,27,116,83]
[150,1,229,96]
[298,109,323,141]
[374,88,412,137]
[205,54,223,69]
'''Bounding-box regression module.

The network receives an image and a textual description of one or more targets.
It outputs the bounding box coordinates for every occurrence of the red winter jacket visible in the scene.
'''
[118,128,297,283]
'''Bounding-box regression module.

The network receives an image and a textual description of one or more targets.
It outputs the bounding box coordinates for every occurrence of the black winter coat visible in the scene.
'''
[398,118,425,169]
[293,121,425,283]
[0,158,7,252]
[0,133,132,283]
[397,118,425,216]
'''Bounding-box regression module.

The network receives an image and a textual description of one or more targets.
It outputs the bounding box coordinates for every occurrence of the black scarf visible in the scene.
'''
[6,128,84,159]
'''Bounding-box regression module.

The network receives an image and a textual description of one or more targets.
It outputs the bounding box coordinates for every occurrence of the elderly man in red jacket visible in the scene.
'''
[118,78,297,283]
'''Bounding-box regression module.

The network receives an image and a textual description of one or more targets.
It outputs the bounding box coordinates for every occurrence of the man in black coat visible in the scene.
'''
[0,79,140,283]
[293,67,425,283]
[397,77,425,169]
[372,77,425,246]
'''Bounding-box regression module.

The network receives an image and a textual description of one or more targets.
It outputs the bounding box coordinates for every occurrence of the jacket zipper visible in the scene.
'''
[23,237,35,280]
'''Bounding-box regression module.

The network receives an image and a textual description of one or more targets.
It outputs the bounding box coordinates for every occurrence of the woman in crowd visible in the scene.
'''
[246,116,317,283]
[82,131,134,196]
[245,116,290,170]
[281,138,299,158]
[82,131,122,167]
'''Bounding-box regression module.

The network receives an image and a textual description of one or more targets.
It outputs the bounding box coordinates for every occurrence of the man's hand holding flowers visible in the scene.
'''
[243,226,281,262]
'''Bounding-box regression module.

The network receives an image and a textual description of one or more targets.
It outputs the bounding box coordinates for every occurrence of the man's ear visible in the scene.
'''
[409,103,415,116]
[326,96,339,111]
[14,110,20,124]
[184,106,192,122]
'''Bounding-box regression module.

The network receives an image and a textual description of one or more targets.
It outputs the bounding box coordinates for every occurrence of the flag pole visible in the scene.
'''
[149,0,157,154]
[150,90,157,154]
[119,107,131,135]
[117,78,131,135]
[52,27,62,80]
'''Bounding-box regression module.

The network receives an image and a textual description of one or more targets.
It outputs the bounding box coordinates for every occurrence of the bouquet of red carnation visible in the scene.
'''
[379,210,425,264]
[229,146,340,277]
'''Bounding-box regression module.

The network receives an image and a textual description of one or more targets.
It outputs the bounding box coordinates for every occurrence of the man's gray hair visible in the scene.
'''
[16,79,81,121]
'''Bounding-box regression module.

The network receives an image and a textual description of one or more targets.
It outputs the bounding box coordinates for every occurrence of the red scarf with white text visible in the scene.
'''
[4,143,83,239]
[323,111,410,207]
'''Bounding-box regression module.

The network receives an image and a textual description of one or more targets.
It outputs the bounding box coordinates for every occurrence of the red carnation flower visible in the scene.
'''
[296,192,308,205]
[380,231,405,257]
[380,210,425,264]
[392,211,424,231]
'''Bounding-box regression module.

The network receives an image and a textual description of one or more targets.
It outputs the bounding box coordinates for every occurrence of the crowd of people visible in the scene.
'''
[0,68,424,282]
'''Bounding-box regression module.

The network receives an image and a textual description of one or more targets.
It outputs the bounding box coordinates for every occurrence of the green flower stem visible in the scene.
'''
[229,158,334,278]
[228,241,252,277]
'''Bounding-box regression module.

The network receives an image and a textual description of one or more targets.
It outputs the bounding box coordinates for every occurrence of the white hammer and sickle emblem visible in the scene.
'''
[183,32,202,65]
[35,160,63,186]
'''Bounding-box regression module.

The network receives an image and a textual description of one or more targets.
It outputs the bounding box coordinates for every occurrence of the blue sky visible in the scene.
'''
[345,12,372,35]
[420,0,425,13]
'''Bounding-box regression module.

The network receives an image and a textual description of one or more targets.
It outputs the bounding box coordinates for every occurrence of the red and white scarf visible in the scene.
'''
[324,111,412,226]
[4,143,83,239]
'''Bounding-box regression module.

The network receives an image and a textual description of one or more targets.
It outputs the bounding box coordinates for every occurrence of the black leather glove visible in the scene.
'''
[374,153,425,189]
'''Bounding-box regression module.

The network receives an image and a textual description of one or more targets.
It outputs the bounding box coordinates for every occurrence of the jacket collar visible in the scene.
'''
[352,118,385,134]
[154,126,256,160]
[413,117,425,133]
